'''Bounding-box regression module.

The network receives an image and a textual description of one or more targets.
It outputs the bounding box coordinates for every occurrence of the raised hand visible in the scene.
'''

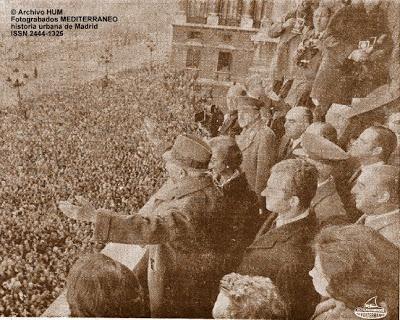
[58,196,97,222]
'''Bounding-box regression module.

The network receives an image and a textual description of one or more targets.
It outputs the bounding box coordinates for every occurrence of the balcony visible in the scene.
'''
[215,71,231,82]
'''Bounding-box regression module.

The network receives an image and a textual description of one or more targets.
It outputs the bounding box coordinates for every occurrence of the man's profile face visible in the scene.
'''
[237,108,259,128]
[208,149,226,176]
[284,108,310,140]
[165,161,183,183]
[262,171,292,214]
[348,128,379,159]
[351,171,385,213]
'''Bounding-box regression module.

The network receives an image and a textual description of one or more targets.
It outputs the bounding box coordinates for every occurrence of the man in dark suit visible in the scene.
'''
[278,106,313,162]
[235,96,277,213]
[238,159,319,320]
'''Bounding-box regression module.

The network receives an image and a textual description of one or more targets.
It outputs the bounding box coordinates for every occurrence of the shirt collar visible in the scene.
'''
[276,209,309,228]
[212,169,241,189]
[292,136,302,149]
[318,176,332,188]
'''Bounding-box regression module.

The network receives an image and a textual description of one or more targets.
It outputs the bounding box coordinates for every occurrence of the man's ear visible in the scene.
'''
[289,195,300,208]
[377,191,390,204]
[371,146,383,157]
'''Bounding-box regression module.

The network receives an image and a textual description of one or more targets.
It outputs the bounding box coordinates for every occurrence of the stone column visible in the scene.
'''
[207,0,219,25]
[240,0,254,28]
[260,0,273,29]
[253,0,264,28]
[175,0,187,24]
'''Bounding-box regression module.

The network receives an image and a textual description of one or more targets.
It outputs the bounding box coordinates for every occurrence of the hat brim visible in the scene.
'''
[293,148,308,158]
[162,150,209,172]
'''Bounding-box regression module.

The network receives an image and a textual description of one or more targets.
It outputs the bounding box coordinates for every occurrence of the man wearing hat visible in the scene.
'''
[59,134,227,318]
[235,95,277,213]
[352,164,400,247]
[293,133,349,228]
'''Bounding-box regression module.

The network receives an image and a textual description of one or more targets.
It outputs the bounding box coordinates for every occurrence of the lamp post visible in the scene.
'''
[5,67,32,120]
[146,38,156,69]
[99,47,113,94]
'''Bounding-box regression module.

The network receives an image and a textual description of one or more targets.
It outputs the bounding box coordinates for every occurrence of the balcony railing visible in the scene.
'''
[215,71,231,82]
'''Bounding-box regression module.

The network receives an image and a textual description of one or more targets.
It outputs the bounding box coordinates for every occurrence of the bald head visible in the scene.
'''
[285,107,313,140]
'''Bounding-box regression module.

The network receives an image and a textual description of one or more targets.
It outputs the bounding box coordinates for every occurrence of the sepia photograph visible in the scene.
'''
[0,0,399,318]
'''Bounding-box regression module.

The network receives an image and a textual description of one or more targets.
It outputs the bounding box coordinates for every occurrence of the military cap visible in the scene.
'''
[237,96,264,111]
[293,133,349,161]
[162,134,211,170]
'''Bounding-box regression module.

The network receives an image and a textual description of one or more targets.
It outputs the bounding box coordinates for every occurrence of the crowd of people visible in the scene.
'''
[0,64,203,316]
[59,0,399,319]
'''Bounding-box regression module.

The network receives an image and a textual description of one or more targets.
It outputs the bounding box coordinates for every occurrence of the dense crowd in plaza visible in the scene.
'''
[0,65,200,316]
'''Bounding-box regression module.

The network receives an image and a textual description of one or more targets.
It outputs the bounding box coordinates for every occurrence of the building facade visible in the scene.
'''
[170,0,293,106]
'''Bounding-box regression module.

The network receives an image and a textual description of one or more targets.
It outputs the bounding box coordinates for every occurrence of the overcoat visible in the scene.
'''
[286,29,324,107]
[311,298,362,320]
[94,175,225,318]
[215,172,263,271]
[235,119,277,197]
[311,177,348,228]
[237,211,319,320]
[269,9,314,82]
[311,4,392,105]
[356,209,400,248]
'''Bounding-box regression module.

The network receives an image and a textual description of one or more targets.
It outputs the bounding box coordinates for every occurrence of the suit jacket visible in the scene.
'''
[215,172,263,272]
[236,119,277,197]
[356,209,400,247]
[277,134,302,162]
[94,175,225,318]
[311,177,349,228]
[238,211,319,320]
[388,145,400,167]
[311,298,361,320]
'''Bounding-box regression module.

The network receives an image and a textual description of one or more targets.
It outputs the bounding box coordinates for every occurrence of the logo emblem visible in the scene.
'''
[354,296,387,319]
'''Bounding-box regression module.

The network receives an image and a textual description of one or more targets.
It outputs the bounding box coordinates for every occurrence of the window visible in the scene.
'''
[217,52,232,72]
[186,48,201,68]
[221,34,232,43]
[188,31,202,40]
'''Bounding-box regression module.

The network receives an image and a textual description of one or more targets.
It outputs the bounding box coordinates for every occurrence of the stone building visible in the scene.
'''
[170,0,295,106]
